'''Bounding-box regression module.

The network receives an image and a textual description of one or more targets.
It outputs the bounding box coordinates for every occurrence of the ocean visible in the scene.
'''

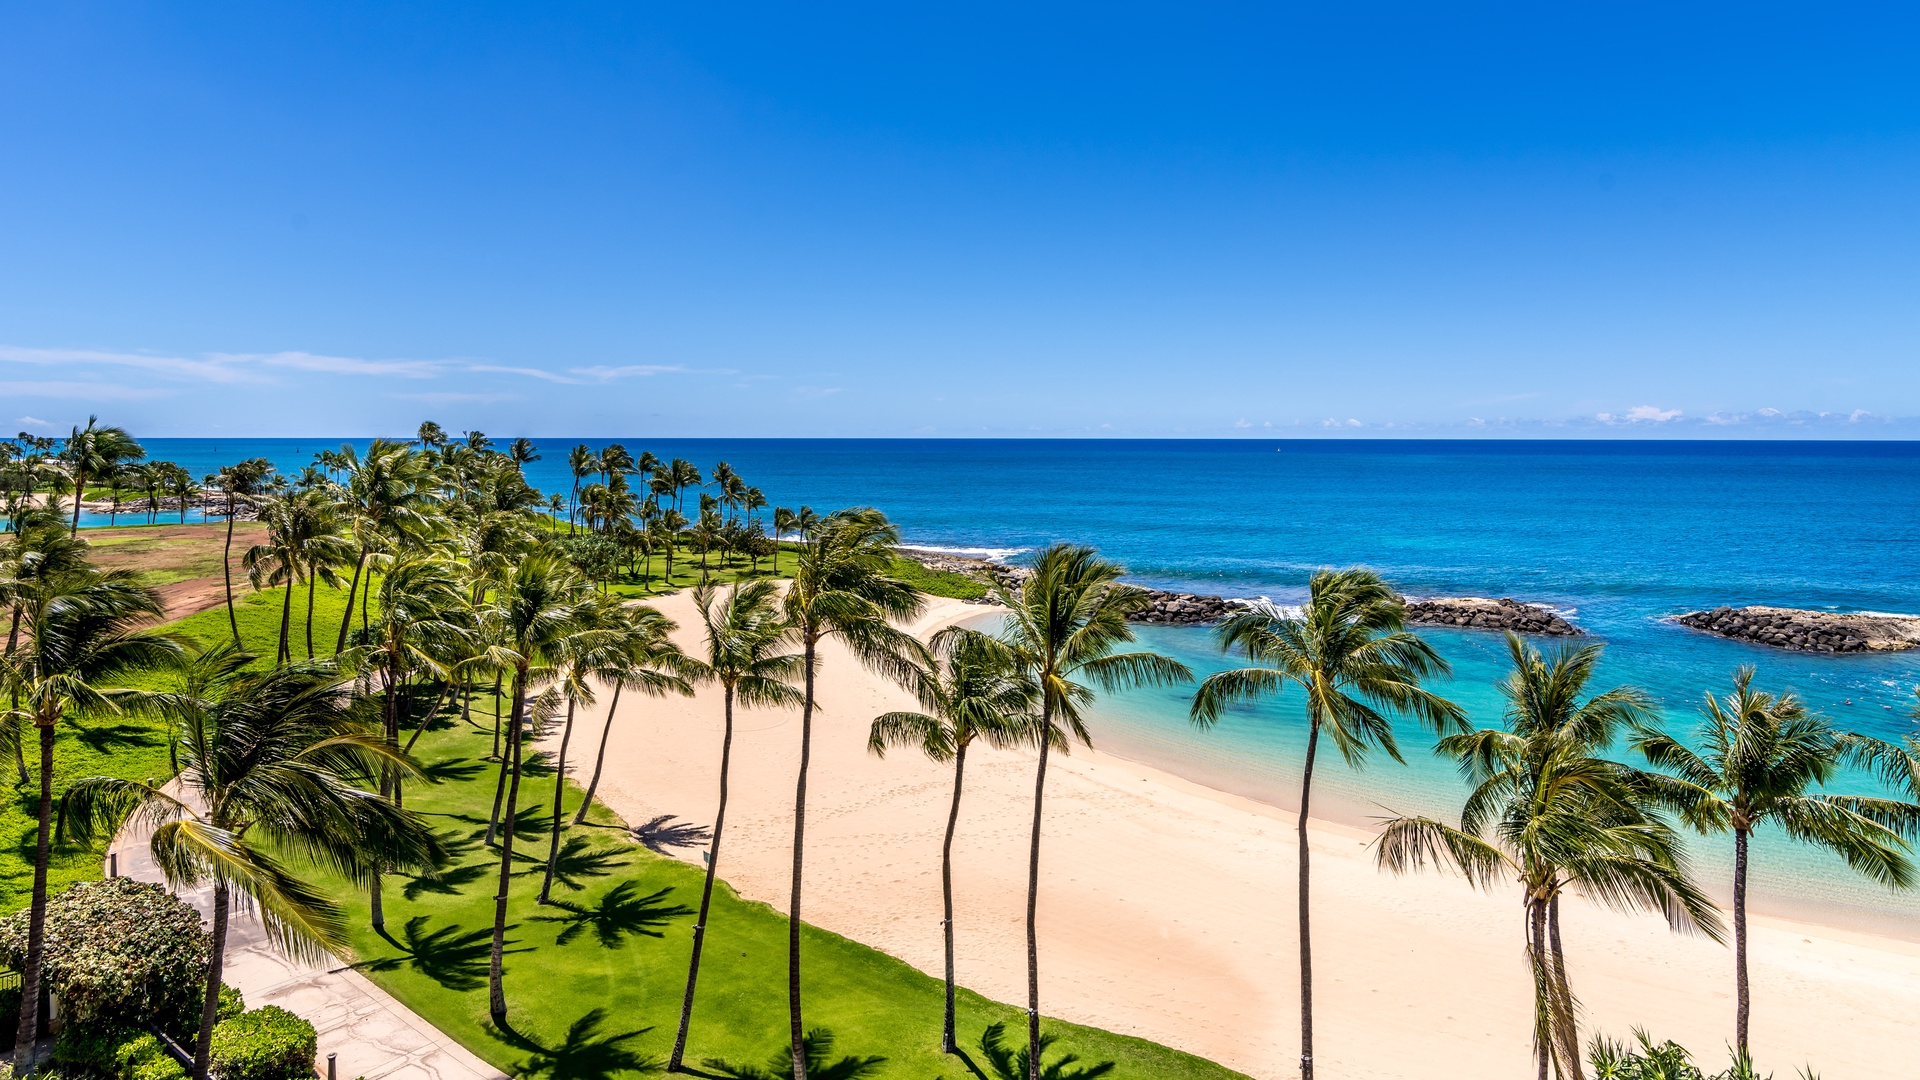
[127,437,1920,932]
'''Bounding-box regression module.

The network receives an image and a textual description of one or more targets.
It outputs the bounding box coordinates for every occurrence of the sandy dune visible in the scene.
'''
[541,591,1920,1080]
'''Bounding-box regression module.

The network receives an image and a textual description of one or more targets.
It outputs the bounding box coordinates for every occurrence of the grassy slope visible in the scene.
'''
[0,577,355,913]
[83,521,267,587]
[342,716,1247,1080]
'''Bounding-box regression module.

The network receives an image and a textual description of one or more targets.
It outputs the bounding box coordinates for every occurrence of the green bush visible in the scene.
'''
[51,1025,186,1080]
[208,1006,316,1080]
[160,982,244,1043]
[0,878,209,1030]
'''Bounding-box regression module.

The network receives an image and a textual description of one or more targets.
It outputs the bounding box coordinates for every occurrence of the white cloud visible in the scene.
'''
[389,391,518,405]
[1234,417,1252,429]
[1624,405,1682,422]
[0,345,261,384]
[0,380,173,400]
[254,352,449,379]
[16,416,52,429]
[569,364,703,381]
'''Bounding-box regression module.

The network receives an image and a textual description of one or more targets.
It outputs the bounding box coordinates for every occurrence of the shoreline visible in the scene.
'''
[547,591,1920,1079]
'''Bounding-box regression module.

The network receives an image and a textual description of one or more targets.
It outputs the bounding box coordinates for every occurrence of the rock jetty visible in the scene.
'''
[1130,589,1238,626]
[1674,606,1920,653]
[896,549,1238,623]
[1404,597,1582,636]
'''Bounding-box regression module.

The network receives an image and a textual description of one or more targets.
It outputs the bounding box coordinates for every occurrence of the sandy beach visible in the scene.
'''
[542,591,1920,1080]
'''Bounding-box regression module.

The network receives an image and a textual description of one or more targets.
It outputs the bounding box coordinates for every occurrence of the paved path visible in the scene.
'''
[112,827,506,1080]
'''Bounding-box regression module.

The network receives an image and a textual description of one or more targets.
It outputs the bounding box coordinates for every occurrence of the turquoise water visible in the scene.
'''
[130,438,1920,931]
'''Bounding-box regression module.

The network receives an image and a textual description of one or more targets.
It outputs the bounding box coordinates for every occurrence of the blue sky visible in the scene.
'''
[2,3,1917,438]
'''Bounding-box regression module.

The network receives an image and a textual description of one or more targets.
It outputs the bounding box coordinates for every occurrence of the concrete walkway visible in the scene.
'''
[111,832,506,1080]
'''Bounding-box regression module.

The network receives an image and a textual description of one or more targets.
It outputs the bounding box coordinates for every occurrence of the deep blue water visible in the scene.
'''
[128,438,1920,929]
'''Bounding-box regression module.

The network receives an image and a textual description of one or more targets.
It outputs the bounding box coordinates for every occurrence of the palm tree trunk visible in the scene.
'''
[337,549,368,652]
[68,467,85,536]
[1734,827,1750,1059]
[11,723,55,1069]
[671,682,736,1071]
[10,710,27,787]
[1295,718,1320,1080]
[488,667,528,1022]
[573,681,622,825]
[538,697,578,903]
[941,742,968,1054]
[223,494,241,647]
[487,739,511,846]
[1547,893,1582,1080]
[403,679,453,755]
[490,674,503,758]
[277,576,294,665]
[788,636,817,1080]
[1529,898,1551,1080]
[304,568,317,659]
[191,880,230,1080]
[1025,703,1052,1080]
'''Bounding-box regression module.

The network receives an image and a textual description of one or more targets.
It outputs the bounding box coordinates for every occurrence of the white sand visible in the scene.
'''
[542,592,1920,1080]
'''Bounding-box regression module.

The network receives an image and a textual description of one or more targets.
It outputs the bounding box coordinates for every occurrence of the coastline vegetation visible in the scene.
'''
[3,420,1918,1080]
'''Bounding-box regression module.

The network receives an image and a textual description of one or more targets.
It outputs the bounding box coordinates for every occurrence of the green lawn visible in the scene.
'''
[338,715,1248,1080]
[0,577,355,913]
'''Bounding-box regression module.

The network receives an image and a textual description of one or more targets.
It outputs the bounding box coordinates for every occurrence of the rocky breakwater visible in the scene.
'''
[1675,606,1920,653]
[1404,597,1582,636]
[1129,589,1239,626]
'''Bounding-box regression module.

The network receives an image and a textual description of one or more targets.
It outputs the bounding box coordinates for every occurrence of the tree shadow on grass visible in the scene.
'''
[65,719,162,752]
[421,757,488,784]
[631,814,711,854]
[493,1008,659,1080]
[514,834,628,887]
[702,1028,886,1080]
[530,881,692,948]
[360,916,500,992]
[401,858,490,901]
[974,1022,1115,1080]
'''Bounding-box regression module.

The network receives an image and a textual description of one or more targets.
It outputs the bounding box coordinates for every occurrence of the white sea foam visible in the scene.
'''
[899,543,1031,563]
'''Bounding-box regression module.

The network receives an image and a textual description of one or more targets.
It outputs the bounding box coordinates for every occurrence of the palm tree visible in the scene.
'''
[574,603,692,825]
[670,580,803,1071]
[334,440,442,652]
[245,490,352,664]
[537,594,619,904]
[1630,668,1916,1059]
[669,459,704,517]
[691,511,724,583]
[60,415,145,536]
[568,445,600,530]
[349,557,471,928]
[2,562,182,1067]
[162,463,201,524]
[868,626,1035,1054]
[780,509,927,1079]
[507,438,540,471]
[63,659,443,1080]
[416,421,447,448]
[655,510,688,584]
[995,546,1191,1080]
[476,553,593,1022]
[1375,635,1724,1080]
[1189,568,1462,1080]
[210,459,275,647]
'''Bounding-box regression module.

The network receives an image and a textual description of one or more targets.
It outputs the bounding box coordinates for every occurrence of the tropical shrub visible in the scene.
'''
[159,982,245,1044]
[52,1026,188,1080]
[208,1006,317,1080]
[1588,1030,1821,1080]
[0,878,209,1029]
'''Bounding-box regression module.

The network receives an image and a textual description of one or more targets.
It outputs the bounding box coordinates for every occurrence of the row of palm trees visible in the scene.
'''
[10,420,1918,1079]
[0,418,203,531]
[854,563,1920,1080]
